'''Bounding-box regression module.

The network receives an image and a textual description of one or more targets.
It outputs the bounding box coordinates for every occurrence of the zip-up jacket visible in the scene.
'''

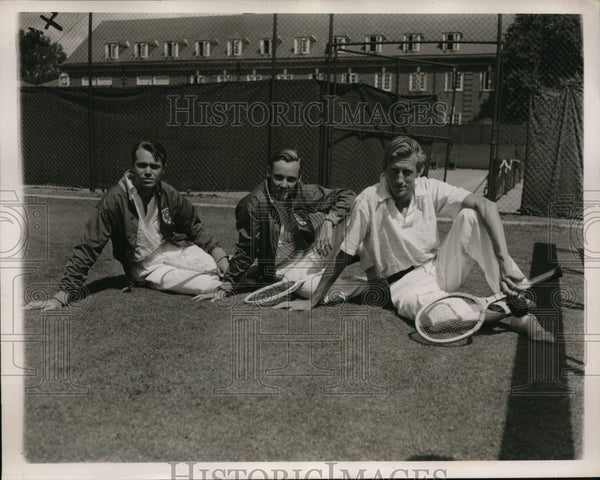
[223,179,355,284]
[58,172,221,300]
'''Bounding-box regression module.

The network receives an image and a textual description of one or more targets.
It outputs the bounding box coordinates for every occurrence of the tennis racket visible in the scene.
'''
[414,266,563,344]
[243,278,303,306]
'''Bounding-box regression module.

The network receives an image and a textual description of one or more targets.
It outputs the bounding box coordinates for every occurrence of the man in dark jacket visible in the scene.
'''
[40,140,229,310]
[216,149,363,302]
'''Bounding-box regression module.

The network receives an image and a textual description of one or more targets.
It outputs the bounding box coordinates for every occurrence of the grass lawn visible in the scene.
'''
[22,195,585,462]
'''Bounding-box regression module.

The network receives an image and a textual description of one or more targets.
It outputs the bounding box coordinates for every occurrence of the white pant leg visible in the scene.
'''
[133,243,221,295]
[435,208,524,293]
[389,262,447,321]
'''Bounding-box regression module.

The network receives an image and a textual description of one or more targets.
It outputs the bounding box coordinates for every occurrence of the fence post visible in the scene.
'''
[443,67,457,182]
[267,13,278,163]
[87,13,95,192]
[487,14,503,200]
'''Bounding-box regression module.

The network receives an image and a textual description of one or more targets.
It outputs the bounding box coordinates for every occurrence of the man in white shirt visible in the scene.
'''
[307,135,553,342]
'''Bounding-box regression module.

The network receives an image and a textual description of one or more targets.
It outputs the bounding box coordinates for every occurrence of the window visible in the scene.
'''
[136,75,167,85]
[445,107,462,125]
[227,39,243,56]
[164,42,179,58]
[409,72,427,92]
[403,33,421,52]
[190,74,206,84]
[217,74,234,82]
[442,32,461,52]
[365,35,382,53]
[58,73,69,87]
[134,43,148,59]
[105,43,119,59]
[333,35,347,53]
[341,72,359,84]
[82,77,112,86]
[153,76,170,85]
[375,72,392,91]
[195,41,210,57]
[294,37,311,55]
[480,70,494,91]
[444,71,464,91]
[260,39,272,56]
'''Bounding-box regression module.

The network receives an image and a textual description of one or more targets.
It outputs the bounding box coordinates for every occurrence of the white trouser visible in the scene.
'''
[131,242,221,295]
[276,224,373,302]
[389,208,524,321]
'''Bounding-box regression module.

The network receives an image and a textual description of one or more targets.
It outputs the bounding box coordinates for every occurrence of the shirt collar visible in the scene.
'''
[375,174,425,204]
[123,170,161,201]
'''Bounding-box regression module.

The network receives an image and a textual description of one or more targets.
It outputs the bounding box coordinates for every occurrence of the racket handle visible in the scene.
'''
[527,266,563,286]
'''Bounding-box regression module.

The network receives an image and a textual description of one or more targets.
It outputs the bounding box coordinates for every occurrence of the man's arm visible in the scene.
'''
[174,195,229,275]
[461,193,525,294]
[220,198,261,289]
[46,199,113,309]
[309,186,356,256]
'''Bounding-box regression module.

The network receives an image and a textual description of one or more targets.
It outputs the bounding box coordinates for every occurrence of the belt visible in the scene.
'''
[386,266,415,285]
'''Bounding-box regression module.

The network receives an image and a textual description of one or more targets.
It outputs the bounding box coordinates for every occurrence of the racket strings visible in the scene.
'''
[418,296,483,340]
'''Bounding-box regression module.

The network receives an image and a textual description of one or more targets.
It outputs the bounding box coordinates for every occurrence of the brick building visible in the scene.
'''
[59,14,510,123]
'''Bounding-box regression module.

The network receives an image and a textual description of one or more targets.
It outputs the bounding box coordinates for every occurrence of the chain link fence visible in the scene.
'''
[19,12,583,216]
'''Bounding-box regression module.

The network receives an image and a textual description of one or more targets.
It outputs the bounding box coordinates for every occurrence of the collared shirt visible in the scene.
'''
[342,174,469,278]
[124,175,165,261]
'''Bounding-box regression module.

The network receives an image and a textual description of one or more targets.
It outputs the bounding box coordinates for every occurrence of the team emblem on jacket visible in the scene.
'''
[293,212,307,226]
[161,208,173,225]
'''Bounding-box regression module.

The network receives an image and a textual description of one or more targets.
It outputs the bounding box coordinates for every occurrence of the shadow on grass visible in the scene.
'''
[86,275,129,295]
[499,242,576,460]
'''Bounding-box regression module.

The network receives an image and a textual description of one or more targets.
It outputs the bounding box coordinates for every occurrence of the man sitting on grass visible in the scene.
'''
[303,135,553,342]
[38,140,229,310]
[213,148,365,303]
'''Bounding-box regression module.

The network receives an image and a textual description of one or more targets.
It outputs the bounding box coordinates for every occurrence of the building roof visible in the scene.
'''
[65,14,511,65]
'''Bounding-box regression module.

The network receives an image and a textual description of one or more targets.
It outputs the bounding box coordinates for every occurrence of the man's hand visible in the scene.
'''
[314,220,333,257]
[499,257,526,296]
[25,296,65,311]
[215,281,236,299]
[216,256,230,278]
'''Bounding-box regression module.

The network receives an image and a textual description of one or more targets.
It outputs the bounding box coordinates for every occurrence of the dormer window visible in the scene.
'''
[195,41,211,57]
[105,43,119,59]
[365,35,383,53]
[294,37,312,55]
[260,38,272,56]
[228,39,243,56]
[442,32,461,52]
[134,42,148,59]
[164,41,179,58]
[403,33,421,52]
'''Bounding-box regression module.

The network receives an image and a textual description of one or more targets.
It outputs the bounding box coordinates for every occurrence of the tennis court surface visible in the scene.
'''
[22,193,584,462]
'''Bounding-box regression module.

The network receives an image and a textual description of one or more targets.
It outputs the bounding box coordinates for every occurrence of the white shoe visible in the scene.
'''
[509,313,555,343]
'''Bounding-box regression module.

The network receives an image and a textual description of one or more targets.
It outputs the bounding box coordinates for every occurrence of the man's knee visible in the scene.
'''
[455,207,478,224]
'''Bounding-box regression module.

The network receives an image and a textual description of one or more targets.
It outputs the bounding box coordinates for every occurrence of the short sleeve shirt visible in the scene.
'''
[342,175,470,278]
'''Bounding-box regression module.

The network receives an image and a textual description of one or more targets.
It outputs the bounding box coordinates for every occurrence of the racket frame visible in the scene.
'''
[414,266,563,344]
[243,278,303,306]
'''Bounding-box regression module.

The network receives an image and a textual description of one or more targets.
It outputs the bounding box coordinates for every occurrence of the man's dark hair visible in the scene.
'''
[132,140,167,165]
[269,149,301,168]
[383,136,426,171]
